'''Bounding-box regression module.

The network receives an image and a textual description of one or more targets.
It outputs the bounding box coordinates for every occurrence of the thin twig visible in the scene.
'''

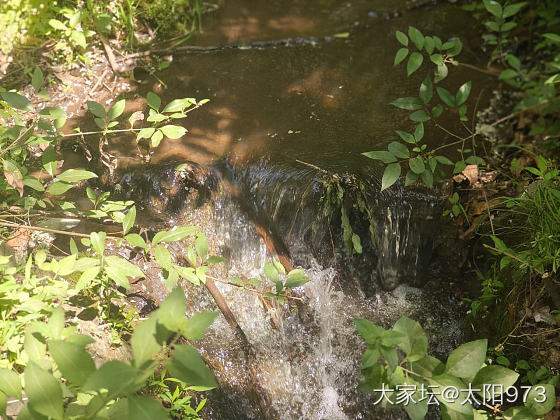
[457,62,500,76]
[0,221,122,240]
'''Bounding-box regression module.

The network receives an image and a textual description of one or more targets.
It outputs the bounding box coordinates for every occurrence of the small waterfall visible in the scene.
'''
[116,160,463,418]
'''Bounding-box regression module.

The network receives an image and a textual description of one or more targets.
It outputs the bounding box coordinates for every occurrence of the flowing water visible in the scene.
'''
[89,1,490,418]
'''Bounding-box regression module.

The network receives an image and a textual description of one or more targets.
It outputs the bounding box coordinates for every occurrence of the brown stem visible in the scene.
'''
[0,220,122,240]
[457,62,500,77]
[99,36,122,75]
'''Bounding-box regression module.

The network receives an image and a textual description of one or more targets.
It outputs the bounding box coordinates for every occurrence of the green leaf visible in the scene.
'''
[263,262,279,282]
[42,146,57,177]
[414,123,424,142]
[23,176,44,192]
[419,75,433,104]
[393,317,428,361]
[162,98,193,113]
[409,156,425,174]
[410,110,431,122]
[388,142,409,158]
[445,339,487,379]
[381,163,401,191]
[434,63,449,82]
[131,315,165,367]
[472,365,519,395]
[394,48,409,66]
[483,0,502,17]
[506,54,521,71]
[429,374,473,416]
[504,407,536,420]
[430,53,444,65]
[160,125,187,139]
[147,92,161,111]
[184,312,218,339]
[57,169,97,183]
[49,340,96,386]
[1,92,31,110]
[152,226,197,245]
[137,127,155,141]
[176,266,200,286]
[524,384,555,415]
[354,318,384,345]
[390,97,423,110]
[361,348,380,369]
[380,345,399,371]
[105,255,144,279]
[47,181,73,195]
[285,270,310,288]
[437,86,456,107]
[167,345,217,388]
[407,52,424,76]
[49,18,68,31]
[465,156,485,165]
[396,130,416,144]
[122,206,136,235]
[127,396,169,420]
[435,156,454,166]
[502,2,526,18]
[405,170,418,186]
[125,234,148,251]
[82,361,140,398]
[0,368,22,399]
[90,231,106,255]
[455,81,471,106]
[195,233,208,261]
[158,287,186,332]
[410,355,445,378]
[108,99,126,120]
[408,26,424,50]
[24,361,63,420]
[499,69,517,80]
[25,325,46,361]
[421,168,434,188]
[396,30,408,46]
[151,129,164,147]
[71,30,86,49]
[87,101,106,118]
[424,36,435,54]
[31,67,43,92]
[454,160,467,174]
[543,33,560,43]
[271,259,285,275]
[155,245,173,271]
[75,266,100,292]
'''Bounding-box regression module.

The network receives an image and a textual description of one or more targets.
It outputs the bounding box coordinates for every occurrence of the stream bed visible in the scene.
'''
[86,1,489,418]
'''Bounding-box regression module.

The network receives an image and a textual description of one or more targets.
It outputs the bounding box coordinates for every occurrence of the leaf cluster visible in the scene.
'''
[355,317,556,419]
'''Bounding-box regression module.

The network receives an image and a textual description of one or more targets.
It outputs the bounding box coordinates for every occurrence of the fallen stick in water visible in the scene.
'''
[176,251,274,417]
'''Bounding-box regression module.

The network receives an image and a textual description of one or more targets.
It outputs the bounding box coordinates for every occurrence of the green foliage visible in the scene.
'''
[262,259,310,304]
[0,0,203,64]
[467,0,560,137]
[355,317,556,419]
[471,181,560,317]
[320,173,375,254]
[0,62,221,418]
[147,371,207,419]
[363,25,480,191]
[0,286,216,419]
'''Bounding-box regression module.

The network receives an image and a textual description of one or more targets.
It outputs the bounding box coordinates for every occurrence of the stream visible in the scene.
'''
[79,1,487,418]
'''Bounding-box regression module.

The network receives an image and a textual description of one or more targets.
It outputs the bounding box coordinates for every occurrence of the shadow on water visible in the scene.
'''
[66,1,492,418]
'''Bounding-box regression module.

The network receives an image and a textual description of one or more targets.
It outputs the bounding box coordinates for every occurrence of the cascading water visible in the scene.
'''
[116,159,465,419]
